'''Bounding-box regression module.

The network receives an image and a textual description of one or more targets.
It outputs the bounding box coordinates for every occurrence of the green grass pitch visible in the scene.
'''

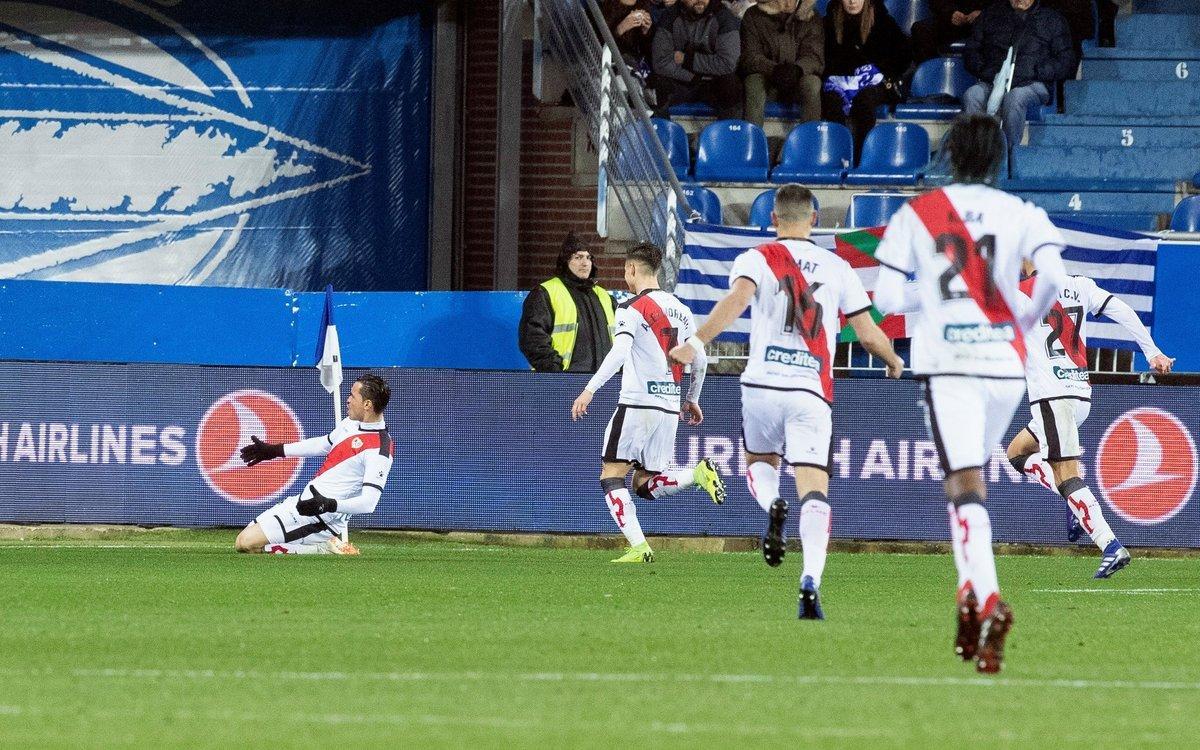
[2,531,1198,748]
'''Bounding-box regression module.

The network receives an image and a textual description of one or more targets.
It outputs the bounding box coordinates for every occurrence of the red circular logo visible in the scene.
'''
[196,390,305,505]
[1096,407,1197,525]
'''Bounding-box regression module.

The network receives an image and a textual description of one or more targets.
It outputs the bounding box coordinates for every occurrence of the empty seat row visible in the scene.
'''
[643,118,930,186]
[660,187,906,230]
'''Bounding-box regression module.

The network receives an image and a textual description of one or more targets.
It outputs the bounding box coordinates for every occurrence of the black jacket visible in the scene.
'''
[930,0,994,28]
[823,0,911,78]
[964,1,1075,88]
[652,3,741,83]
[518,275,614,373]
[1042,0,1095,47]
[739,2,824,78]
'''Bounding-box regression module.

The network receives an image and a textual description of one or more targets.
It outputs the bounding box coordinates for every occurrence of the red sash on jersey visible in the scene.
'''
[756,242,833,401]
[1019,276,1087,368]
[631,294,683,383]
[910,189,1026,364]
[316,432,383,477]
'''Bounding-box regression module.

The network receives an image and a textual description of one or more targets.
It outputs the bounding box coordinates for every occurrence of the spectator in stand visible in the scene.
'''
[740,0,824,127]
[602,1,656,96]
[649,0,678,23]
[1043,0,1093,59]
[821,0,911,160]
[651,0,743,120]
[910,1,993,64]
[962,0,1074,149]
[519,233,616,373]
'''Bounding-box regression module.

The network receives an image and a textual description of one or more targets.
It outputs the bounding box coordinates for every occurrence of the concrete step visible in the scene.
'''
[1025,123,1200,148]
[1116,15,1200,48]
[1010,145,1200,181]
[1083,44,1200,60]
[1013,190,1177,215]
[1082,57,1200,81]
[1063,79,1200,116]
[1042,112,1200,126]
[1047,212,1163,233]
[1133,0,1198,13]
[1001,176,1180,192]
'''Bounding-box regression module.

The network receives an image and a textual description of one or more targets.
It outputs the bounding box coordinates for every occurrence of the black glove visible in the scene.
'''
[771,63,802,92]
[296,486,338,516]
[239,435,284,467]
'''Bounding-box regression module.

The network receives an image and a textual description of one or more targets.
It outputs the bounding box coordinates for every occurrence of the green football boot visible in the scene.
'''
[694,458,726,505]
[611,542,655,563]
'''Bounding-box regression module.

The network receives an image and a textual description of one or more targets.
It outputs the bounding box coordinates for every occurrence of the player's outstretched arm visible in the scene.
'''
[669,278,755,364]
[1100,296,1174,374]
[572,330,633,420]
[1022,245,1068,330]
[682,345,708,425]
[847,312,904,379]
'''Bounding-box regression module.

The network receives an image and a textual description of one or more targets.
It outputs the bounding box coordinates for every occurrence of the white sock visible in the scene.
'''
[646,468,696,498]
[746,462,780,512]
[946,503,972,601]
[798,496,831,587]
[605,487,646,547]
[1021,454,1056,493]
[956,503,1000,616]
[263,542,327,555]
[1060,479,1117,551]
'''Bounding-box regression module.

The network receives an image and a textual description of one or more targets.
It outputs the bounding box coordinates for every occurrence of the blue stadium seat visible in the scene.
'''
[1170,196,1200,231]
[669,102,715,118]
[612,121,672,181]
[650,117,691,179]
[843,122,930,185]
[694,119,770,182]
[748,189,819,229]
[680,184,723,224]
[771,121,852,184]
[883,0,931,34]
[845,193,910,228]
[894,57,976,120]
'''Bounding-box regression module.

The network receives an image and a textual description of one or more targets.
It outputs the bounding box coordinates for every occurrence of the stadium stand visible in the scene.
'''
[680,183,724,224]
[650,117,691,179]
[693,119,771,182]
[845,192,910,228]
[882,0,932,35]
[843,121,929,185]
[1170,196,1200,232]
[770,121,853,184]
[893,56,976,121]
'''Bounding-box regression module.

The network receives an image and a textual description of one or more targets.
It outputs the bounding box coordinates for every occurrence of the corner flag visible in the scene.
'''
[315,285,344,422]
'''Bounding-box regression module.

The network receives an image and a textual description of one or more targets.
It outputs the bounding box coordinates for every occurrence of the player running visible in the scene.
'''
[1006,261,1173,579]
[873,114,1068,673]
[669,184,903,619]
[233,374,393,555]
[571,243,726,564]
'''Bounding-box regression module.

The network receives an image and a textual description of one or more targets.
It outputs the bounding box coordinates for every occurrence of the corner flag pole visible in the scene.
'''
[315,285,347,542]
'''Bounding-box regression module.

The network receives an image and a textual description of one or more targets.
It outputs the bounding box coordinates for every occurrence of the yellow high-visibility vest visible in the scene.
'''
[539,277,616,370]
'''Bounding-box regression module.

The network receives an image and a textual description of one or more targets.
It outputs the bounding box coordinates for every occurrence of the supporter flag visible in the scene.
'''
[315,284,344,420]
[674,219,1158,352]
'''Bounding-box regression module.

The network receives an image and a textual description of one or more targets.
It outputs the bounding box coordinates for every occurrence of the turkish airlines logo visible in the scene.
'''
[196,391,304,505]
[1096,408,1197,525]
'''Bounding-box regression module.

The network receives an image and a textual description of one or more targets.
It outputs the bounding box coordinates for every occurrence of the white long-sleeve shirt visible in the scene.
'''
[284,418,393,516]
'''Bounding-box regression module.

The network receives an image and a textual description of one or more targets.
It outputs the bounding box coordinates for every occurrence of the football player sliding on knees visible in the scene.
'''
[1006,259,1173,579]
[669,184,903,620]
[874,114,1068,673]
[233,374,394,556]
[571,243,726,565]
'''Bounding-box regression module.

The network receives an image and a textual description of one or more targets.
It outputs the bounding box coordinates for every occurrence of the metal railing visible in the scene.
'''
[535,0,695,285]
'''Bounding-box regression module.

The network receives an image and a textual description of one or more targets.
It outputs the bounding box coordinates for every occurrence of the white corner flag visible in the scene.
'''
[315,284,344,423]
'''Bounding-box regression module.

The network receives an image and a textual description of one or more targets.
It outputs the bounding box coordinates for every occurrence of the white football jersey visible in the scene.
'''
[1021,274,1112,402]
[306,418,393,520]
[874,184,1065,378]
[612,289,698,410]
[729,238,872,402]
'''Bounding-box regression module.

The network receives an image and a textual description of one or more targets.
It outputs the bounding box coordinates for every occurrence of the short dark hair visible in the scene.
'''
[944,114,1006,185]
[627,242,663,272]
[356,373,391,414]
[774,184,816,223]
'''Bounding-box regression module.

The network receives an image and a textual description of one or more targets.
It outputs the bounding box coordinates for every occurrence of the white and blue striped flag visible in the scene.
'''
[674,218,1158,353]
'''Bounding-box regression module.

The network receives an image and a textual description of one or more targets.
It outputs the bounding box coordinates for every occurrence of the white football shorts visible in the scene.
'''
[254,492,344,546]
[740,385,832,471]
[1026,397,1091,461]
[601,404,679,473]
[920,376,1027,474]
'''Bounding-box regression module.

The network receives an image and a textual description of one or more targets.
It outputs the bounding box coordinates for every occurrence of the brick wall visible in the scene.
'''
[461,0,500,290]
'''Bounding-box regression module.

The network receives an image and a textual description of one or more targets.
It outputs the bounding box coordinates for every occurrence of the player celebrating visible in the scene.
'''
[233,374,393,555]
[1006,261,1173,578]
[873,114,1068,673]
[669,184,903,619]
[571,243,726,564]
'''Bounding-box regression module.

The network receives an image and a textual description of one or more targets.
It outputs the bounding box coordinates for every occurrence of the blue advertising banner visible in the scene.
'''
[0,363,1196,549]
[0,1,432,291]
